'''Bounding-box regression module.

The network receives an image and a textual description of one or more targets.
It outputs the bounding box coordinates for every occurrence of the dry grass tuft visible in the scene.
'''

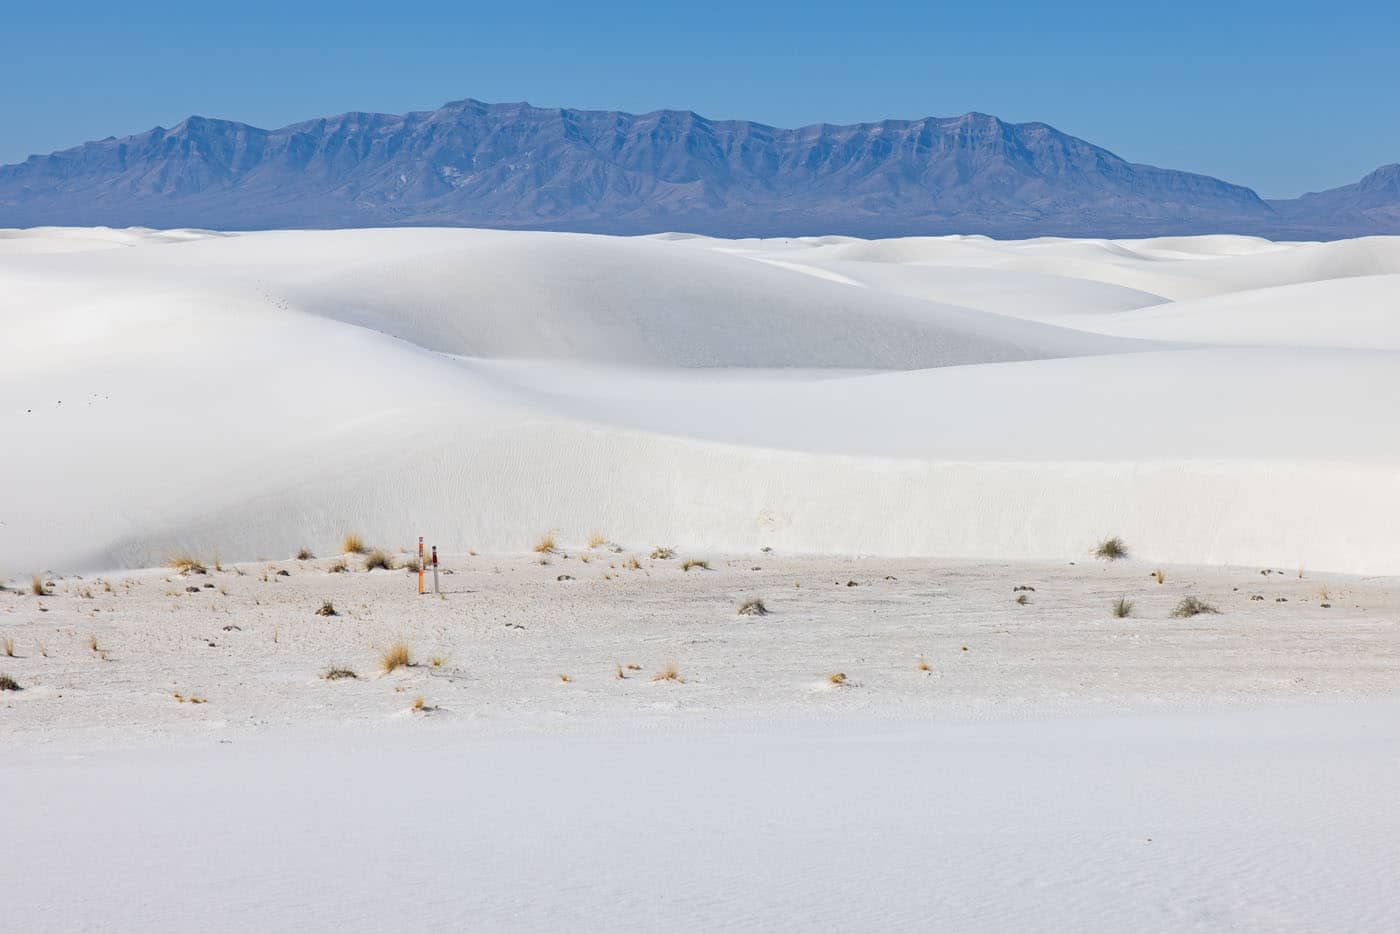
[828,672,848,686]
[342,533,367,554]
[650,546,675,560]
[1112,597,1135,618]
[322,667,357,680]
[328,558,349,574]
[681,559,710,572]
[363,549,396,571]
[626,663,642,671]
[167,554,207,574]
[587,531,608,548]
[534,533,558,554]
[316,601,338,617]
[0,674,20,691]
[737,597,769,616]
[296,547,315,561]
[1151,568,1166,585]
[623,556,641,570]
[615,665,627,679]
[2,637,14,658]
[31,576,49,596]
[379,642,411,673]
[558,673,572,683]
[652,662,684,683]
[430,655,447,668]
[87,633,100,652]
[412,695,426,711]
[1095,537,1129,561]
[917,656,931,672]
[403,556,422,573]
[1171,596,1219,618]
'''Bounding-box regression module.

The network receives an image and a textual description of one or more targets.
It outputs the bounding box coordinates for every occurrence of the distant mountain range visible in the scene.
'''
[0,98,1395,239]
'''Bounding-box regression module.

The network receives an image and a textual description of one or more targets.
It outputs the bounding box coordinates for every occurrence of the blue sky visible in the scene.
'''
[4,0,1396,198]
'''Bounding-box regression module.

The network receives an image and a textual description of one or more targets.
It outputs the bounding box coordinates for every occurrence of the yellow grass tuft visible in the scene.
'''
[626,663,642,671]
[342,533,366,555]
[623,556,641,570]
[534,533,557,554]
[328,558,349,574]
[87,633,100,652]
[167,554,207,574]
[1151,568,1166,585]
[652,662,684,683]
[1,637,14,658]
[588,531,608,548]
[412,696,426,711]
[615,665,627,679]
[363,549,396,571]
[379,641,411,673]
[916,656,931,672]
[681,559,709,572]
[650,546,675,560]
[828,672,848,686]
[31,576,48,596]
[558,673,572,683]
[430,655,447,668]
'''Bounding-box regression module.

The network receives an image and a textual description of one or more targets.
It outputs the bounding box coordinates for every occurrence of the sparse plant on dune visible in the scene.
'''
[296,547,315,561]
[167,554,207,575]
[342,533,366,555]
[534,533,557,554]
[1171,596,1219,618]
[2,637,14,658]
[916,657,931,672]
[558,673,573,683]
[363,549,396,571]
[31,576,49,596]
[412,696,426,711]
[316,601,338,617]
[737,597,769,616]
[328,558,349,574]
[403,556,422,573]
[650,546,675,560]
[587,531,608,549]
[379,642,411,673]
[1015,593,1030,605]
[0,674,20,691]
[1151,568,1166,584]
[652,662,684,683]
[615,665,627,679]
[322,667,357,680]
[1095,537,1129,561]
[87,633,100,652]
[681,559,709,572]
[626,663,642,672]
[623,556,641,570]
[1112,597,1135,618]
[828,672,848,686]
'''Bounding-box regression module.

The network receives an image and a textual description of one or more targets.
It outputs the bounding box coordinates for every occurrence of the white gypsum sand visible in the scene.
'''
[4,227,1400,931]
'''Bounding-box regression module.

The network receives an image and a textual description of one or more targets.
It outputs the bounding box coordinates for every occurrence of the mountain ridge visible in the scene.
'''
[0,98,1392,238]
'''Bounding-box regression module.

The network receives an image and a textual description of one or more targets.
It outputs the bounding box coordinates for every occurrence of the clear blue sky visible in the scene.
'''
[4,0,1396,198]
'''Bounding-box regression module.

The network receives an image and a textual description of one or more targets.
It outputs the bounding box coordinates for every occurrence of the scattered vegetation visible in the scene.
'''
[828,672,849,686]
[1151,568,1166,584]
[342,533,366,554]
[316,601,338,617]
[363,549,396,571]
[412,695,426,711]
[1095,537,1129,561]
[587,531,608,548]
[0,674,20,691]
[2,637,13,658]
[167,554,207,574]
[623,556,641,570]
[1112,597,1135,618]
[737,597,769,616]
[533,533,557,554]
[1171,596,1220,618]
[650,546,675,560]
[615,665,627,679]
[87,633,100,652]
[1015,593,1030,605]
[403,556,422,573]
[31,576,48,596]
[681,559,710,572]
[328,558,349,574]
[322,667,357,680]
[558,673,573,683]
[652,662,684,683]
[430,655,447,668]
[379,641,412,673]
[626,663,642,672]
[296,547,315,561]
[916,657,931,672]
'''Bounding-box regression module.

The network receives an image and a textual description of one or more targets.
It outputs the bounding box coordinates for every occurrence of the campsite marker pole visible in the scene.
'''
[417,536,425,595]
[431,545,440,595]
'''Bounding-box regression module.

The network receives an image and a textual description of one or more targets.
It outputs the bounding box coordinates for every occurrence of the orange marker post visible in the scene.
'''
[417,536,425,595]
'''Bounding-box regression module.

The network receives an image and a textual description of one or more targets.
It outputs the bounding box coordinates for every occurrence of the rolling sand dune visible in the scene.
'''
[4,227,1400,574]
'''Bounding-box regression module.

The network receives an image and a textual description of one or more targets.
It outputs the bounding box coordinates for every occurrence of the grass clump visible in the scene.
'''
[296,547,315,561]
[681,559,710,572]
[322,667,357,680]
[534,533,557,554]
[1171,596,1219,618]
[828,672,849,686]
[916,656,931,672]
[587,531,608,549]
[316,601,338,617]
[363,549,396,571]
[652,662,684,683]
[737,597,769,616]
[167,554,207,574]
[342,533,366,555]
[2,637,14,658]
[650,546,675,560]
[1151,568,1166,584]
[1112,597,1135,618]
[328,558,349,574]
[379,641,412,673]
[403,556,422,573]
[0,674,20,691]
[1095,537,1129,561]
[30,576,49,596]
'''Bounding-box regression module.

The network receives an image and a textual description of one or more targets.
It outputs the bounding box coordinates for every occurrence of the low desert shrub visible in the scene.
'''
[328,559,349,574]
[342,533,366,555]
[316,601,338,617]
[681,559,709,572]
[1171,596,1219,618]
[0,674,20,691]
[650,546,675,560]
[587,531,608,549]
[1112,597,1135,618]
[403,556,422,573]
[916,656,931,672]
[1095,537,1129,561]
[534,533,557,554]
[652,662,684,682]
[379,642,411,673]
[363,549,395,571]
[167,554,207,574]
[322,667,357,680]
[1151,568,1166,584]
[737,597,769,616]
[296,547,315,561]
[31,576,48,596]
[828,672,848,686]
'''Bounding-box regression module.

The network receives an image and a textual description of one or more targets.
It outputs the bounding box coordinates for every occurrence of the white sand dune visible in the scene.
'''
[4,227,1400,574]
